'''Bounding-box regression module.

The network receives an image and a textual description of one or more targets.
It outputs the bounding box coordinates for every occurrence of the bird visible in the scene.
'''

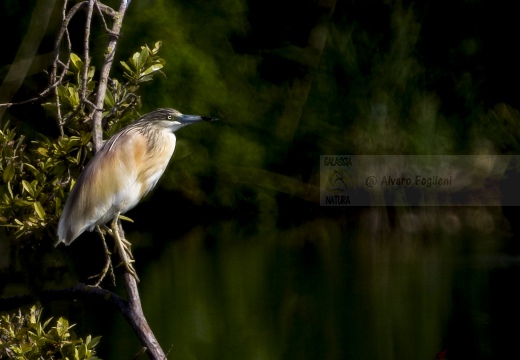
[56,108,216,281]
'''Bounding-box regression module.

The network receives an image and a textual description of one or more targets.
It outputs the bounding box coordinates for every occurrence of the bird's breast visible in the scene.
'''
[133,131,177,202]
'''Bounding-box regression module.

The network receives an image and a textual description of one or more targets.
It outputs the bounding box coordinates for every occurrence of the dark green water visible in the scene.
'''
[99,206,515,360]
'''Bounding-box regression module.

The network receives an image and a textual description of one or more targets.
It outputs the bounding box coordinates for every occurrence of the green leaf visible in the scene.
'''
[22,180,35,197]
[87,78,97,91]
[43,317,54,330]
[70,53,83,71]
[137,75,153,83]
[105,88,115,107]
[36,147,49,156]
[34,202,46,220]
[142,63,163,76]
[41,102,57,112]
[3,162,15,182]
[7,181,14,199]
[86,336,101,350]
[137,46,150,70]
[29,305,38,323]
[57,84,68,98]
[24,163,40,177]
[55,317,72,338]
[87,66,96,79]
[55,197,61,215]
[153,41,162,53]
[131,51,140,69]
[120,60,133,73]
[77,343,87,359]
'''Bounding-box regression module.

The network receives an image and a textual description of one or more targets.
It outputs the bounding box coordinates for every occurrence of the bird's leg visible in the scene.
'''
[101,224,133,251]
[100,224,112,236]
[110,213,140,282]
[88,226,116,287]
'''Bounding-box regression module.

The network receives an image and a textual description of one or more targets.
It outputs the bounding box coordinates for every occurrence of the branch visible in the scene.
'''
[95,0,117,34]
[117,223,166,359]
[123,274,165,358]
[0,284,126,314]
[90,0,129,152]
[81,0,95,106]
[0,78,63,109]
[52,0,106,133]
[53,0,72,136]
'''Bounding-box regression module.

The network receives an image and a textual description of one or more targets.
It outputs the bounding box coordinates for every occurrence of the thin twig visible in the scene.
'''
[0,79,63,108]
[53,0,78,135]
[102,92,139,123]
[54,1,90,132]
[0,1,117,123]
[61,103,85,126]
[95,0,115,34]
[81,0,95,106]
[51,1,88,85]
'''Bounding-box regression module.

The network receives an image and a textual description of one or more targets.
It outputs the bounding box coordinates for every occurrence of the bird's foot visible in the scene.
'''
[114,257,140,282]
[111,217,140,283]
[88,261,115,287]
[89,226,116,287]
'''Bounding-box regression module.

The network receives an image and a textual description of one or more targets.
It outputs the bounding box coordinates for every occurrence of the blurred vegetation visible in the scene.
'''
[0,305,101,359]
[2,0,520,359]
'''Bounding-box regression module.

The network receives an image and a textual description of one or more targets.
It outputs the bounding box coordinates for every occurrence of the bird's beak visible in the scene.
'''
[179,114,204,123]
[201,116,218,122]
[179,115,218,123]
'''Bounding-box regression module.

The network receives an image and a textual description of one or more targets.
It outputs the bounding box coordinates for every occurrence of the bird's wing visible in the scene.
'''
[57,129,145,245]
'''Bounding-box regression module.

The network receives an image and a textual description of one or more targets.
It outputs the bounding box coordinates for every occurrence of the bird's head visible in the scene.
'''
[138,108,217,132]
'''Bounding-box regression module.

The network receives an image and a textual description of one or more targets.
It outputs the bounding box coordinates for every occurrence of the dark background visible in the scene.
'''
[2,0,520,359]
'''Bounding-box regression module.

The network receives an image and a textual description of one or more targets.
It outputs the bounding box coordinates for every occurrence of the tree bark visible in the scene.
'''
[91,0,129,152]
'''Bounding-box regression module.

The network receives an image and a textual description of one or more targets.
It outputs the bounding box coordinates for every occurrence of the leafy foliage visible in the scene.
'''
[0,123,91,241]
[120,41,165,87]
[107,41,166,135]
[0,306,101,359]
[0,43,165,244]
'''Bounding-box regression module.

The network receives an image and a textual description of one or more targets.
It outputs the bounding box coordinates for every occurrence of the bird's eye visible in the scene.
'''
[167,115,172,120]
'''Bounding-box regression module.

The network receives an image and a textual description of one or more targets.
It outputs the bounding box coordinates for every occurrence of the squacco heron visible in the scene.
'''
[56,108,216,280]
